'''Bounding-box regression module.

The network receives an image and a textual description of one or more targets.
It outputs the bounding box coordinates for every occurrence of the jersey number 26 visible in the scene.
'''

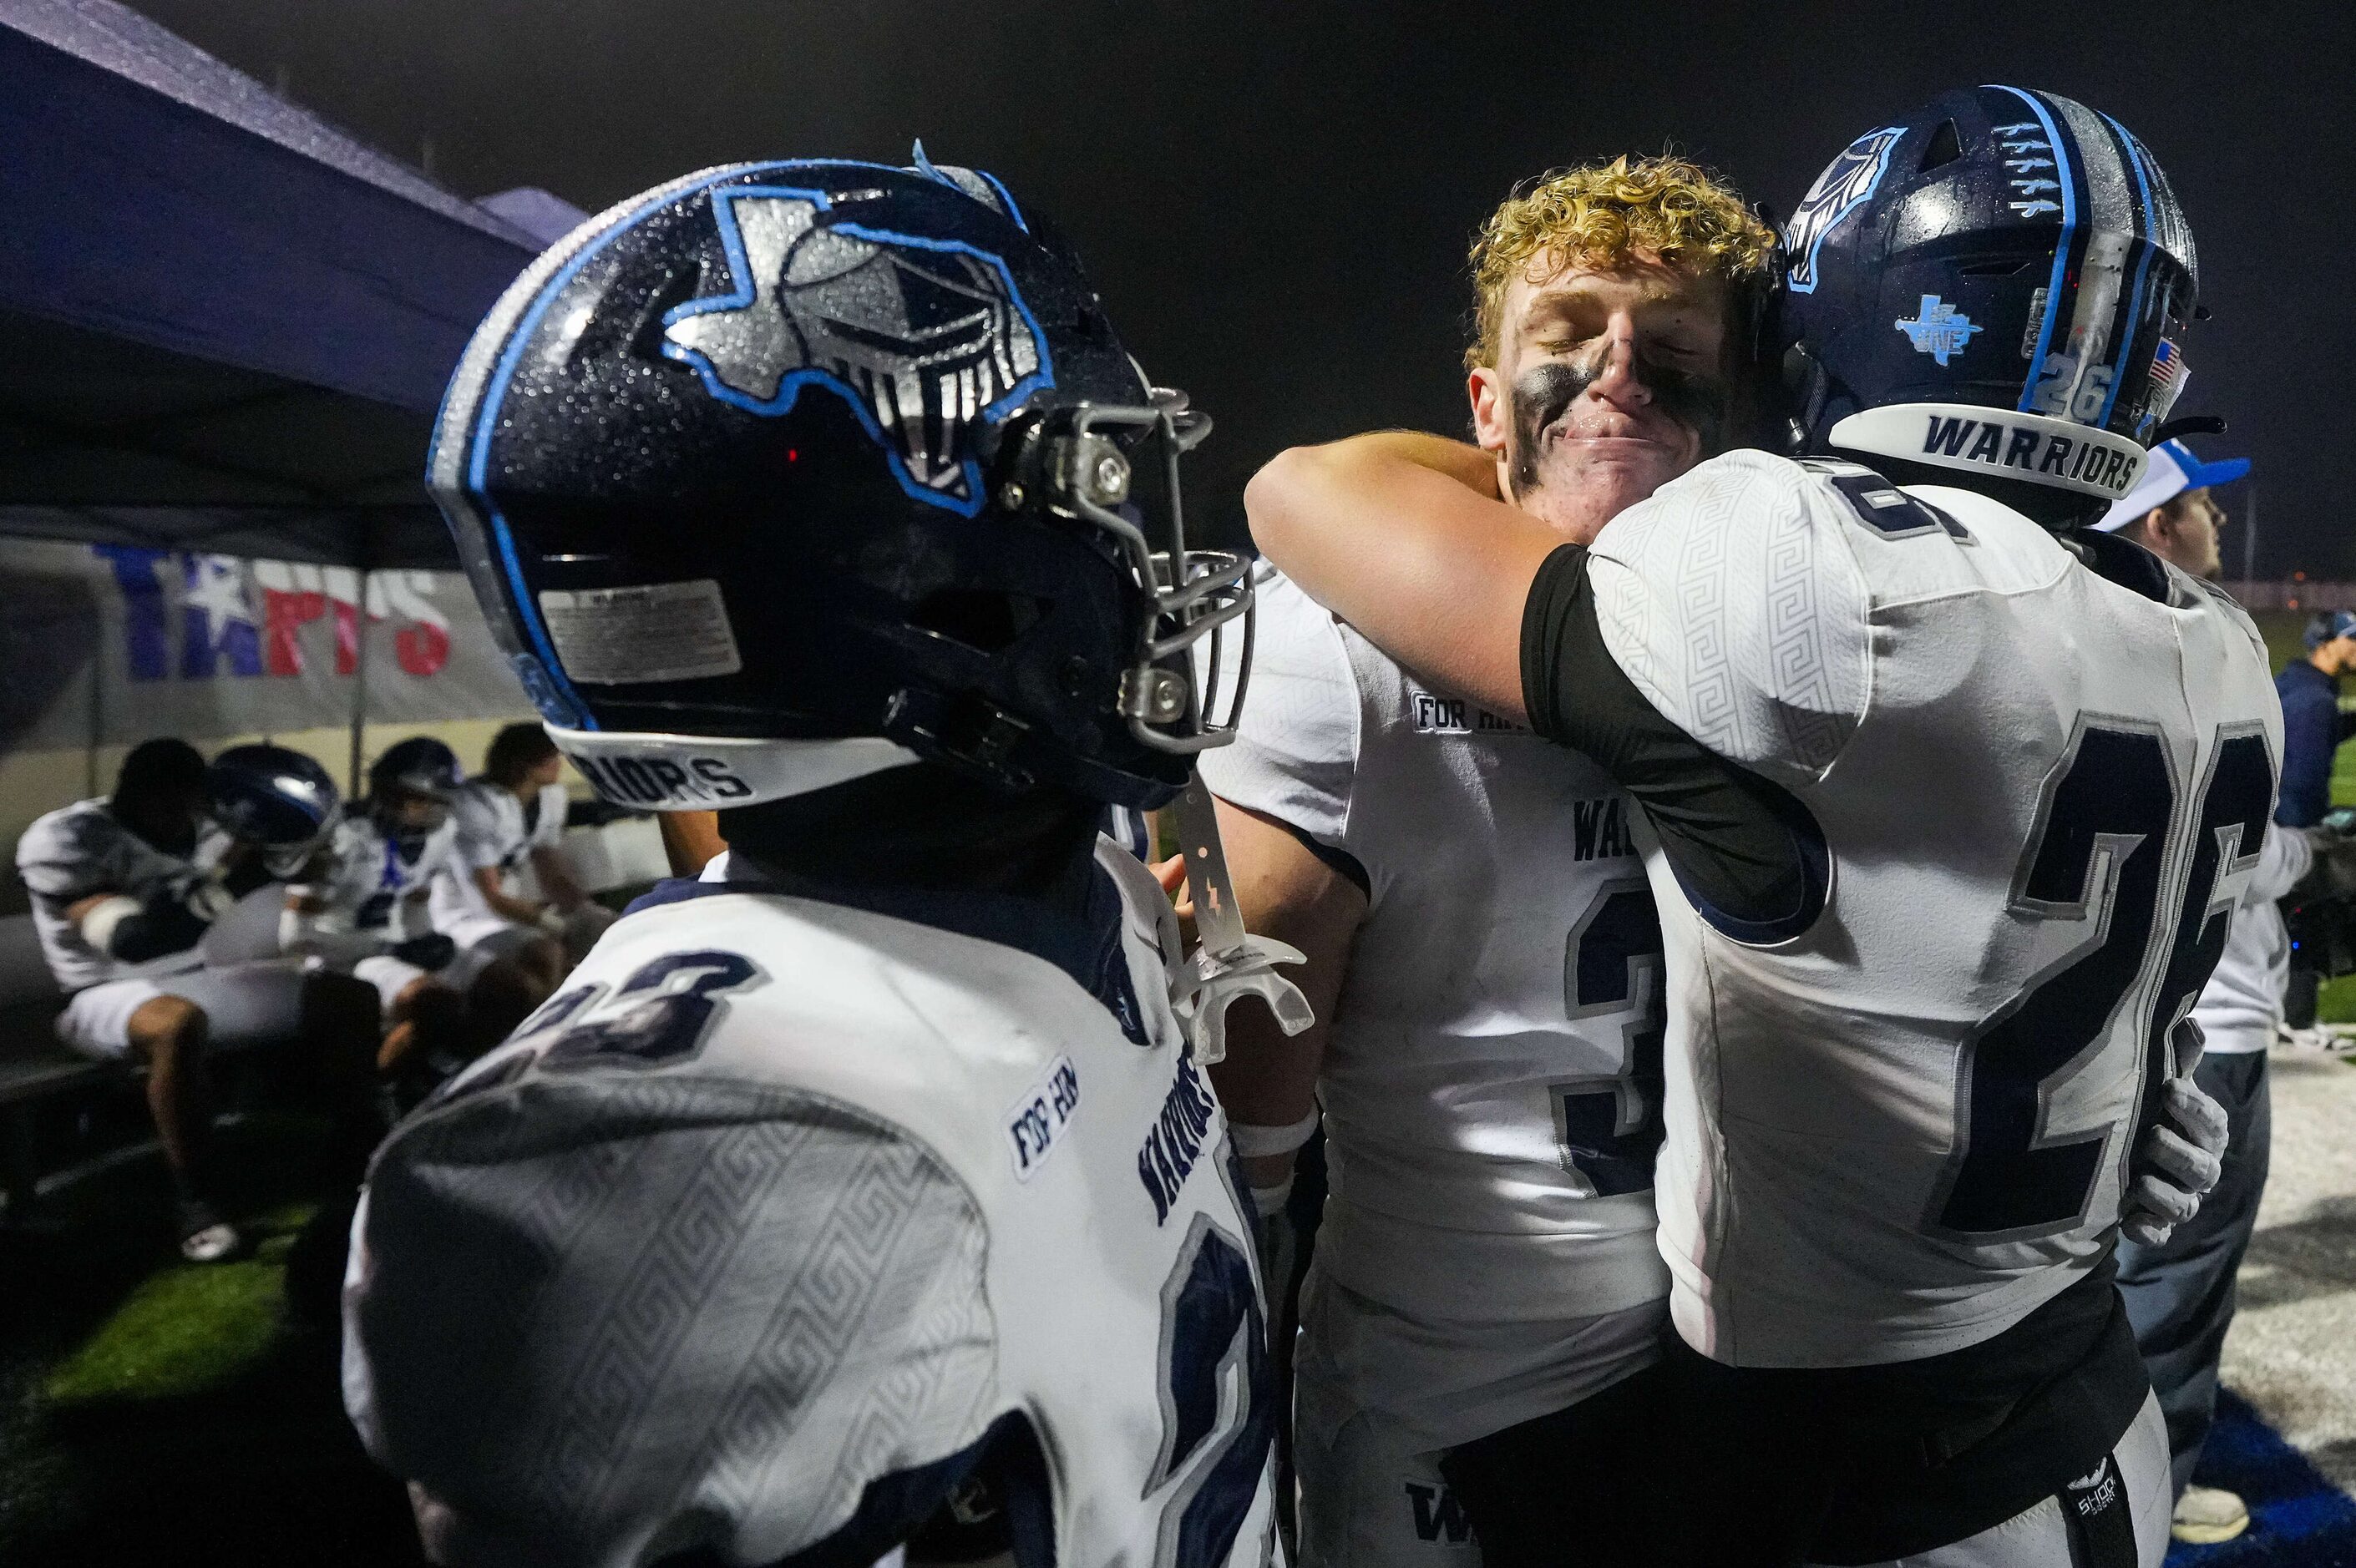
[1933,721,2272,1241]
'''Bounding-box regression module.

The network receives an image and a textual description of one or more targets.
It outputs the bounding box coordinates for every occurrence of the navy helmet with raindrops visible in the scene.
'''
[427,153,1251,813]
[1778,87,2200,523]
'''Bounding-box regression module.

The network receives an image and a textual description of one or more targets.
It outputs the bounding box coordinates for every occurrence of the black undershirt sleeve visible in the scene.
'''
[1518,543,1816,933]
[109,888,211,963]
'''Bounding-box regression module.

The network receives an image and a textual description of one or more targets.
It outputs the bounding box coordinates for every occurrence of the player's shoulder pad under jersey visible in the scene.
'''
[15,801,165,900]
[418,816,463,873]
[446,779,507,843]
[13,801,103,892]
[1094,832,1186,984]
[1583,449,1873,780]
[1193,562,1359,842]
[347,1063,1002,1566]
[2180,570,2271,670]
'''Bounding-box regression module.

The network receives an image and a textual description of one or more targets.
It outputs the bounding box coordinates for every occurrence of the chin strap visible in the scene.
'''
[1165,770,1314,1064]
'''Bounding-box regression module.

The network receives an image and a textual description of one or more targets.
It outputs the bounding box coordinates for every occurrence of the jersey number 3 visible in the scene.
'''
[1934,723,2272,1240]
[1553,878,1668,1197]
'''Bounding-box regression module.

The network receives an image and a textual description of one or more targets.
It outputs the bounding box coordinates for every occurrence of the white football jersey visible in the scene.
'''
[429,778,570,925]
[2190,822,2308,1052]
[1200,569,1668,1329]
[1536,450,2279,1368]
[292,816,459,959]
[15,799,209,991]
[345,837,1282,1568]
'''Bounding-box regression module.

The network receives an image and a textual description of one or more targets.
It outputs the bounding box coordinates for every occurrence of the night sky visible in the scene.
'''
[121,0,2353,573]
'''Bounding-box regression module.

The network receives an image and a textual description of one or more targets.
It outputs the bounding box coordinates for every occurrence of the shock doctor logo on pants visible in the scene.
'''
[2061,1454,2136,1565]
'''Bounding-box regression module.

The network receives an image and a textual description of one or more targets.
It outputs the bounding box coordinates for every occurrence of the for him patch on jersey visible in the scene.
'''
[1408,689,1528,736]
[1006,1055,1081,1181]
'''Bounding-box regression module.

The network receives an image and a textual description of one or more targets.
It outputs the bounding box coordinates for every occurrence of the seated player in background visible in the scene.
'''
[269,739,539,1087]
[1253,89,2242,1565]
[346,155,1295,1567]
[15,737,380,1262]
[1199,156,1775,1568]
[428,721,611,982]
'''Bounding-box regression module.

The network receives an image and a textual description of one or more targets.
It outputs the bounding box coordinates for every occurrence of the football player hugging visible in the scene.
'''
[1198,154,1774,1568]
[1253,88,2242,1567]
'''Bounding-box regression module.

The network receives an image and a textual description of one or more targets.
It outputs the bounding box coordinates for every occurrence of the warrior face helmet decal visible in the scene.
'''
[1779,86,2200,523]
[206,744,341,878]
[428,156,1249,813]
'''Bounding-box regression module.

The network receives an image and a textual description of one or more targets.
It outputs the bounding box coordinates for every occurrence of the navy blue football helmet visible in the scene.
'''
[427,154,1249,813]
[368,737,460,840]
[206,744,340,875]
[1780,87,2199,522]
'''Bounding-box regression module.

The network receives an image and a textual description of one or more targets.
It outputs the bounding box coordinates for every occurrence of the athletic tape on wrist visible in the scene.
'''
[1229,1105,1320,1159]
[78,895,141,955]
[1251,1176,1295,1217]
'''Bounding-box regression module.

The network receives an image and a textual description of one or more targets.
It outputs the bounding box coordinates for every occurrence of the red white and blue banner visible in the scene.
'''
[0,537,530,753]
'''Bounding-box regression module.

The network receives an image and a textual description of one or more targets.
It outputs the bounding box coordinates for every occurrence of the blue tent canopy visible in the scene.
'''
[0,0,582,567]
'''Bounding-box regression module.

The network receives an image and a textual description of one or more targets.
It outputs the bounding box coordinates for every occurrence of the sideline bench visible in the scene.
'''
[0,817,666,1217]
[0,913,100,1217]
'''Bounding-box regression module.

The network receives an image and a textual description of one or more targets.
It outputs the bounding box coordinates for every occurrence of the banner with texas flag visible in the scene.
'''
[0,537,530,754]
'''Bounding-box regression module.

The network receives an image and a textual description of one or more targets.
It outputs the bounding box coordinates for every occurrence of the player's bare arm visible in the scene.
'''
[1248,433,1557,724]
[471,863,547,927]
[528,842,588,912]
[1201,796,1365,1188]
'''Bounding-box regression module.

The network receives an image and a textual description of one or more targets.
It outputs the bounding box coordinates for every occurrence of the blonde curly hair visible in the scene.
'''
[1467,154,1778,371]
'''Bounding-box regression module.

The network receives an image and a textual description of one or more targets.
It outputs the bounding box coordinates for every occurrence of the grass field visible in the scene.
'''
[0,1113,421,1567]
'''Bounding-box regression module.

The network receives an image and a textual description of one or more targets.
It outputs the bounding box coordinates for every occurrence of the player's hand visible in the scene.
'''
[390,933,458,973]
[2121,1073,2228,1247]
[2298,826,2356,898]
[181,876,236,923]
[1149,853,1198,949]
